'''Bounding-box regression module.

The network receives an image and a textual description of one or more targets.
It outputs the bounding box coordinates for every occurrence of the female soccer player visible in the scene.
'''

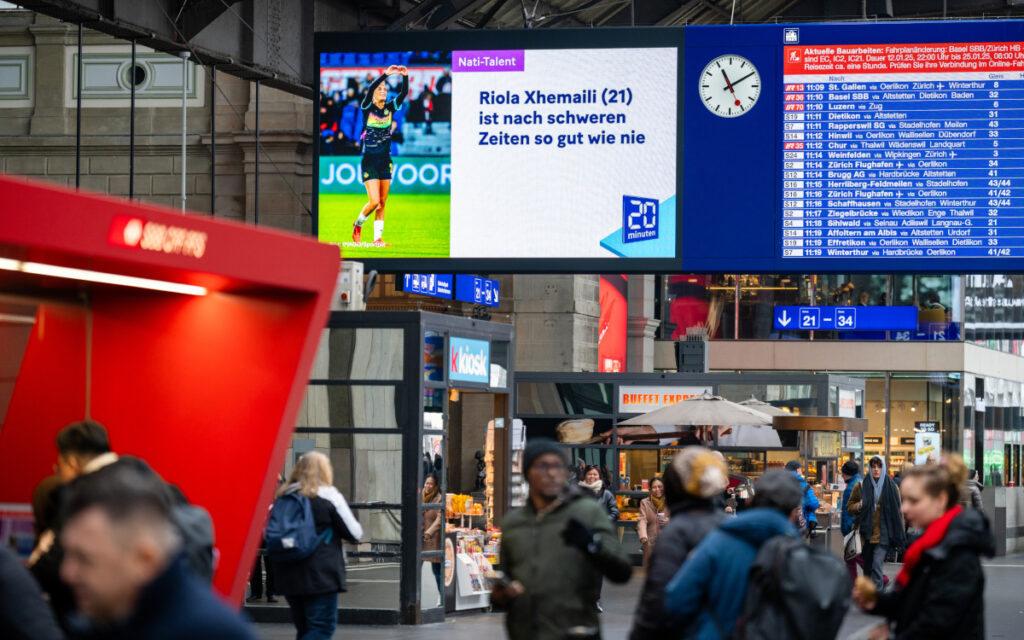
[352,65,408,246]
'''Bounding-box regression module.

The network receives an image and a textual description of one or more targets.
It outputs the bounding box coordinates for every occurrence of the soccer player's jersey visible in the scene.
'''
[361,73,408,157]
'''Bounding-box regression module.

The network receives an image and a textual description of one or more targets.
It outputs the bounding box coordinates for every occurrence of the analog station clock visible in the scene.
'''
[699,55,761,118]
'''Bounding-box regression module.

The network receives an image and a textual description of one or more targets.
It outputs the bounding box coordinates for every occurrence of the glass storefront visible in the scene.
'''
[514,373,864,563]
[658,273,962,342]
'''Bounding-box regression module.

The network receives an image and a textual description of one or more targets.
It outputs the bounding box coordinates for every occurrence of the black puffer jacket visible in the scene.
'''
[873,507,995,640]
[628,495,726,640]
[271,496,355,596]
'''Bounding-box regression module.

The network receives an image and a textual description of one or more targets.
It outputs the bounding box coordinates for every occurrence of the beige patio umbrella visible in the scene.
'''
[724,397,789,447]
[619,391,773,427]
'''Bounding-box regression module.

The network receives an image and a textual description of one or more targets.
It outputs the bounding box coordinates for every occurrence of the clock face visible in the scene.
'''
[699,55,761,118]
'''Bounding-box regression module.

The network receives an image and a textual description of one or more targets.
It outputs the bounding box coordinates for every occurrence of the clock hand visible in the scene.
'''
[720,69,736,95]
[720,69,741,107]
[728,71,757,88]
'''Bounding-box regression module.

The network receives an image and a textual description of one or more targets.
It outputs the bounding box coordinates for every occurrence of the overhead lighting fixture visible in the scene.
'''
[0,313,35,324]
[0,257,207,296]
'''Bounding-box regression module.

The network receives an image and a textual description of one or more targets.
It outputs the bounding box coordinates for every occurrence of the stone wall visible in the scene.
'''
[0,12,312,234]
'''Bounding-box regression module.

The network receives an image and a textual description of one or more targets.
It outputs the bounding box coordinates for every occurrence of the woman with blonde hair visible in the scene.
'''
[853,453,994,640]
[271,451,363,640]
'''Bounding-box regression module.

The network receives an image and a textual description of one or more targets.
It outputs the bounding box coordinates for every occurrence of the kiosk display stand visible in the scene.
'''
[0,175,339,603]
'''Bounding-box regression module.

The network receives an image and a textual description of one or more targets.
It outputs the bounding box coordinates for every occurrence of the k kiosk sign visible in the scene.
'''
[448,336,490,385]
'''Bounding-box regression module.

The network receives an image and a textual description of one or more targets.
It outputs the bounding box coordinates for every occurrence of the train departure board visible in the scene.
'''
[782,42,1024,260]
[682,21,1024,273]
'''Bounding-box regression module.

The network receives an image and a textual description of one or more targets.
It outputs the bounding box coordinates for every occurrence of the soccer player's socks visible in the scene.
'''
[355,212,370,227]
[374,220,384,242]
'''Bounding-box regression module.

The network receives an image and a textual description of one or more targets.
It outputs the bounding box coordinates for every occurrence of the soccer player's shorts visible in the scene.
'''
[361,155,393,181]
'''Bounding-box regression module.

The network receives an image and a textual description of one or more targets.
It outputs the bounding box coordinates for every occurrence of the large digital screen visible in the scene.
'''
[683,20,1024,273]
[315,29,682,272]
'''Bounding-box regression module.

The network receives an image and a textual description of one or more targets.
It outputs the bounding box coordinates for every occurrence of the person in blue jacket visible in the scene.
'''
[662,470,803,640]
[840,460,864,582]
[785,459,819,533]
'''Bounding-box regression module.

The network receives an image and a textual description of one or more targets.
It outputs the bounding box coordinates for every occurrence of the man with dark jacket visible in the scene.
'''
[662,470,803,640]
[58,461,255,639]
[492,439,631,640]
[848,455,906,589]
[629,447,727,640]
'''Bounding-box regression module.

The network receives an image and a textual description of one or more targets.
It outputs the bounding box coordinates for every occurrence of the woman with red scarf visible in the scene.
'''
[852,454,994,640]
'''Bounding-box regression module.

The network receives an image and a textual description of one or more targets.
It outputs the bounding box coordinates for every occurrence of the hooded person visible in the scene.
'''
[628,447,727,640]
[853,454,995,639]
[662,470,804,640]
[492,439,631,640]
[848,455,906,590]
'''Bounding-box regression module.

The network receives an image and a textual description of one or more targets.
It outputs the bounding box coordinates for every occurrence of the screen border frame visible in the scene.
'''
[313,27,685,274]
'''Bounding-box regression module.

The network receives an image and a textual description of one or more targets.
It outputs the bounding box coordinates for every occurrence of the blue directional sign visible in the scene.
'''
[455,274,500,307]
[401,273,453,299]
[775,306,919,331]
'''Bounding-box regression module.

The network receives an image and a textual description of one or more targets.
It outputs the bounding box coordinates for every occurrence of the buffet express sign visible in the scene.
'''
[618,386,711,414]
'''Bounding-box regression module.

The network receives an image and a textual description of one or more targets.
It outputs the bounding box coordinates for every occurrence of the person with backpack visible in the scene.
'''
[785,459,820,535]
[847,455,906,590]
[664,469,850,640]
[628,447,727,640]
[268,451,363,640]
[853,454,995,640]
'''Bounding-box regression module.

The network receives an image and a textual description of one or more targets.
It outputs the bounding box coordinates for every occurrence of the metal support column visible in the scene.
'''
[884,371,892,468]
[181,52,190,212]
[254,79,260,225]
[210,65,216,216]
[75,22,82,189]
[129,39,136,199]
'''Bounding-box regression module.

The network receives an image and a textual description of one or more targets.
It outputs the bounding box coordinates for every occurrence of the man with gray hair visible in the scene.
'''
[663,470,804,640]
[58,463,254,639]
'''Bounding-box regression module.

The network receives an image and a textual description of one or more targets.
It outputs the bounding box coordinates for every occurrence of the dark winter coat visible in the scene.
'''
[628,495,725,640]
[500,485,632,640]
[593,487,620,522]
[271,496,355,596]
[849,475,906,549]
[0,546,63,640]
[872,508,995,640]
[663,507,799,640]
[66,555,255,640]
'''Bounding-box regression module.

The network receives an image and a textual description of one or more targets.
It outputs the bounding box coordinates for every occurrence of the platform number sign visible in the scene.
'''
[622,196,659,244]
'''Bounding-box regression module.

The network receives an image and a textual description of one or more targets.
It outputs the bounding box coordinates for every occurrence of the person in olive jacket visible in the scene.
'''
[853,454,994,640]
[492,440,631,640]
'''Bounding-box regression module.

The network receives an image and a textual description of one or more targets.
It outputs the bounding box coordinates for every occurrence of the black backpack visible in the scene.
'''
[734,536,850,640]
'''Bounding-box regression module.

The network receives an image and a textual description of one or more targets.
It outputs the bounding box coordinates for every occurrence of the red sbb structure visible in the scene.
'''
[0,175,339,604]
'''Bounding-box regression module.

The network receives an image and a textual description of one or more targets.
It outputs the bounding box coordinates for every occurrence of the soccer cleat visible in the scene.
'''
[373,240,391,247]
[352,223,362,243]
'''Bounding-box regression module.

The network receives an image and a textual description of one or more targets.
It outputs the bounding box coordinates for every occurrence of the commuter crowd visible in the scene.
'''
[496,439,995,640]
[1,420,997,640]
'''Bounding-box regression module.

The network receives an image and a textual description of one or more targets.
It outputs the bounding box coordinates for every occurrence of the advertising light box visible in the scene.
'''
[315,29,682,273]
[682,19,1024,273]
